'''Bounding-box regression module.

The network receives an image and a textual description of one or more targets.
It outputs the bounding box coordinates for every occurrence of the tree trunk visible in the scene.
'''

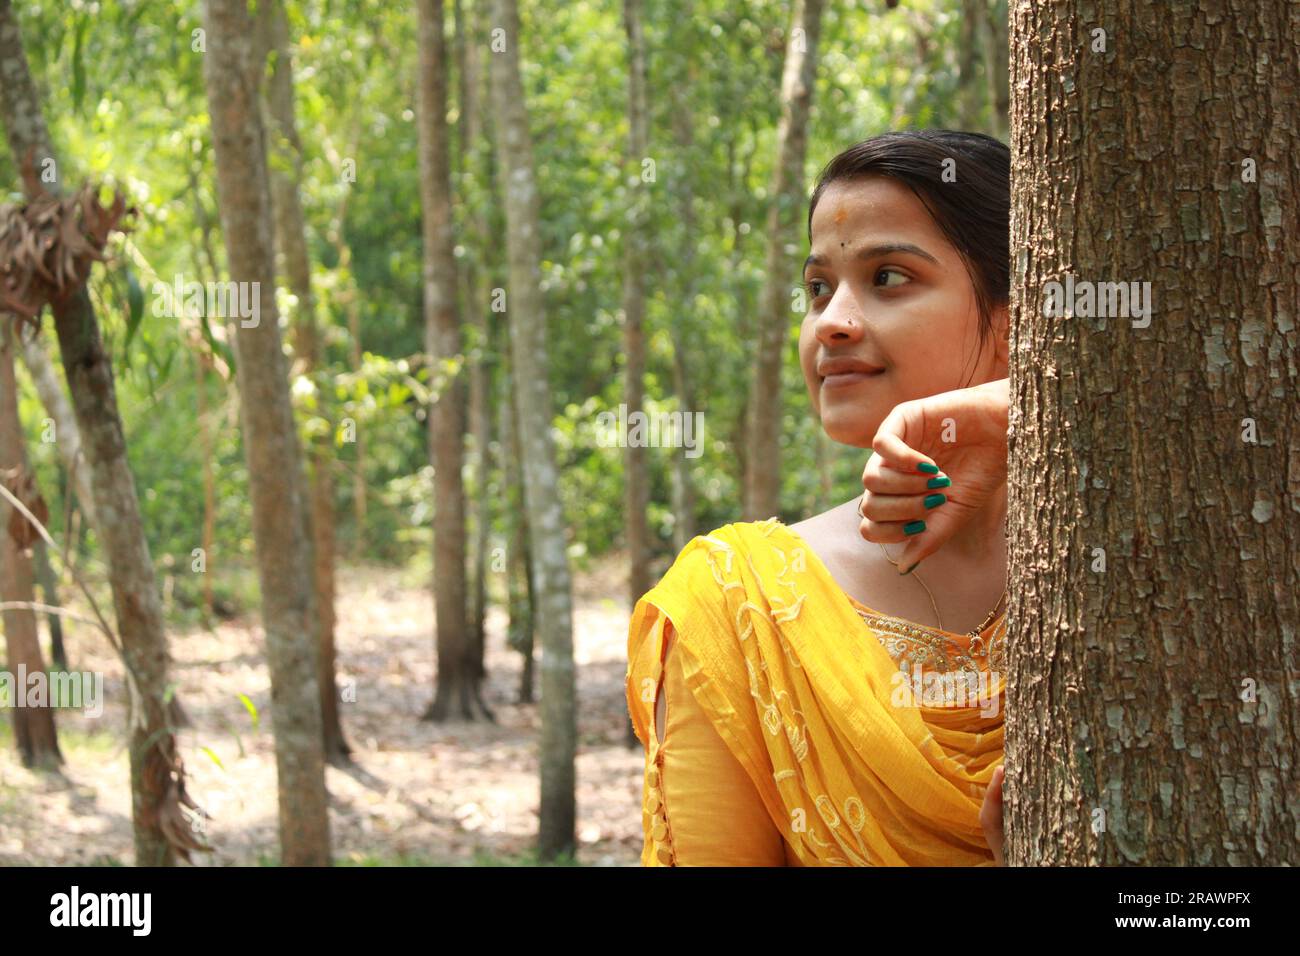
[743,0,826,520]
[323,134,369,562]
[258,0,351,764]
[17,332,96,527]
[957,0,986,130]
[983,0,1009,141]
[1006,0,1299,865]
[0,321,62,769]
[30,539,66,668]
[488,0,577,861]
[456,0,495,685]
[498,344,535,704]
[416,0,478,723]
[666,0,699,553]
[202,0,331,867]
[16,329,86,666]
[195,351,216,620]
[0,0,187,865]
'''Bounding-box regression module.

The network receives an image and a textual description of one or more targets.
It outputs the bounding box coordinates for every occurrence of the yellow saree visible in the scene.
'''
[626,517,1005,866]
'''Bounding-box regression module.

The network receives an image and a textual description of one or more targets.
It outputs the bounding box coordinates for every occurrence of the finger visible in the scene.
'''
[889,502,964,574]
[862,458,947,495]
[859,490,949,524]
[857,515,915,545]
[871,405,937,473]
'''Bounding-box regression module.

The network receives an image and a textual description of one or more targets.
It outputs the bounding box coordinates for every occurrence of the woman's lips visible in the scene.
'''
[822,369,884,388]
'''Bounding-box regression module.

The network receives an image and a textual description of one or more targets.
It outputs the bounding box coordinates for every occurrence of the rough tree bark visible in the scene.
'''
[1006,0,1298,865]
[202,0,331,866]
[488,0,577,860]
[258,0,351,763]
[743,0,826,520]
[416,0,478,722]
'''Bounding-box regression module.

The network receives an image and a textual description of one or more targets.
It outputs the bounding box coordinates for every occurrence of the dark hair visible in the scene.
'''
[807,130,1009,378]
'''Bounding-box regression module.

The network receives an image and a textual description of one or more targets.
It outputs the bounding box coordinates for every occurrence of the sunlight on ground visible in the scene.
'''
[0,560,644,866]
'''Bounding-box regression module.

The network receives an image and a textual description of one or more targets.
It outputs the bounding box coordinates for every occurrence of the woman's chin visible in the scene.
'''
[819,413,879,449]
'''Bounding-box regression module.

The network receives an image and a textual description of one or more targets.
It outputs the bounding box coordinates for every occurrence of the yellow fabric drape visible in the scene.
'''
[626,517,1004,866]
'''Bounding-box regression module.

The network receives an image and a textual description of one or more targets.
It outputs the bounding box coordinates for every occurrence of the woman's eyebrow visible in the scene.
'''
[803,242,940,271]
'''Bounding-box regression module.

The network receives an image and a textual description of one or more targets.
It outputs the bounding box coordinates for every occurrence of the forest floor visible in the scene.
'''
[0,557,646,866]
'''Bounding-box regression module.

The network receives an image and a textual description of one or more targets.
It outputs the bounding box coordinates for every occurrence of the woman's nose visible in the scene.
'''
[815,286,866,343]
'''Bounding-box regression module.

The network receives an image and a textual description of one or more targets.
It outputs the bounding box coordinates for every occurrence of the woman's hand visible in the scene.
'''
[858,377,1009,573]
[980,764,1006,865]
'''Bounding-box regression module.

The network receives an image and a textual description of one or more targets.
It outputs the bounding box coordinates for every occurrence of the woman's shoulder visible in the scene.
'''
[649,517,786,591]
[635,515,842,637]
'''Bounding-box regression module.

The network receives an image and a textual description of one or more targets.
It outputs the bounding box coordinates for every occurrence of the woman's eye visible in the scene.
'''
[875,268,908,288]
[805,278,830,298]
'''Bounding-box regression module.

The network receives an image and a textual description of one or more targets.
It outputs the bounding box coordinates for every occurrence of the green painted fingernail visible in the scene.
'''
[926,476,951,489]
[916,462,939,474]
[901,561,920,575]
[924,493,946,509]
[903,520,926,535]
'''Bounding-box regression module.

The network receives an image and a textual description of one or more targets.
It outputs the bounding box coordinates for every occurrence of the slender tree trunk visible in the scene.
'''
[957,0,986,130]
[348,298,367,559]
[984,0,1009,140]
[488,0,577,860]
[621,0,652,616]
[667,0,699,553]
[258,0,351,763]
[497,345,534,704]
[16,330,84,666]
[743,0,826,520]
[416,0,478,723]
[0,0,187,865]
[194,351,216,619]
[1006,0,1299,865]
[202,0,331,866]
[323,141,369,561]
[17,333,96,527]
[457,0,495,683]
[0,321,62,769]
[30,539,66,668]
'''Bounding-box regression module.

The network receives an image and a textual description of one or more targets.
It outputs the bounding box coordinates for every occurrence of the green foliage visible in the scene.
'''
[8,0,991,594]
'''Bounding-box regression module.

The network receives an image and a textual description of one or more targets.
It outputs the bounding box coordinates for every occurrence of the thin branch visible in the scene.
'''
[0,600,106,629]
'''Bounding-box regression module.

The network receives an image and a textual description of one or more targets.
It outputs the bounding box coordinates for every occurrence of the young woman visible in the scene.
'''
[626,130,1013,866]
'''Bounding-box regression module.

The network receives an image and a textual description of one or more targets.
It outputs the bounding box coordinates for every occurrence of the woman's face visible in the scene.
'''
[798,175,1008,448]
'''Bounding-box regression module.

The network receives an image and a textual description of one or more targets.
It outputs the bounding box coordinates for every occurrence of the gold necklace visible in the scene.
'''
[876,542,1007,639]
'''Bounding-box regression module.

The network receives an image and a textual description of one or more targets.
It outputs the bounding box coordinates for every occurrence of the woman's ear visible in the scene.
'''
[992,303,1010,369]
